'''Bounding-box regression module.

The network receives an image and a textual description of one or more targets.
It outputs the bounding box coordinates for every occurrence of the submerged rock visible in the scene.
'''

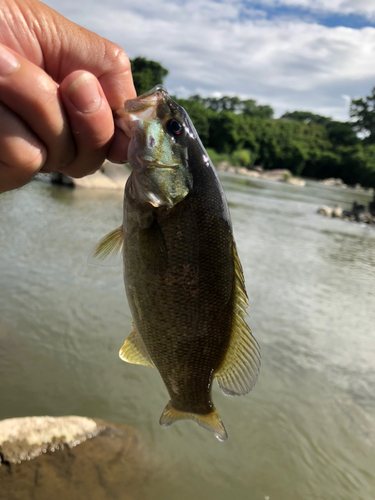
[0,416,157,500]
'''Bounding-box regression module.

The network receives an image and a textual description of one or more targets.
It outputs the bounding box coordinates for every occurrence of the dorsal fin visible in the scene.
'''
[119,324,155,368]
[89,226,124,266]
[215,242,261,396]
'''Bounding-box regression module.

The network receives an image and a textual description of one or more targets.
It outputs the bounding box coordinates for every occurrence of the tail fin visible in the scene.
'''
[159,401,228,442]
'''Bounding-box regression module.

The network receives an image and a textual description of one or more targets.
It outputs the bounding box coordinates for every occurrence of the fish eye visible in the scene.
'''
[166,119,183,136]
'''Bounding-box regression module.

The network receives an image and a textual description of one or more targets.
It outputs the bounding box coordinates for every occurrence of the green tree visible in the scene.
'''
[281,111,332,127]
[350,86,375,143]
[176,98,212,145]
[326,121,358,147]
[242,100,273,119]
[130,57,168,95]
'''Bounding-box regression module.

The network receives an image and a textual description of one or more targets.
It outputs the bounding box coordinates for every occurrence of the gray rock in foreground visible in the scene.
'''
[0,416,103,464]
[0,416,157,500]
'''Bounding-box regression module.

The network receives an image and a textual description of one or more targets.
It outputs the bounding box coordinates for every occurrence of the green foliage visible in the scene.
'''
[130,57,168,95]
[231,149,253,168]
[176,98,212,145]
[130,56,375,188]
[186,95,273,118]
[350,87,375,143]
[281,111,331,126]
[205,148,231,166]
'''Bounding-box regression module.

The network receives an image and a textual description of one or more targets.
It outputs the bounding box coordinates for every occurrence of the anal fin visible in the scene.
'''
[119,323,155,368]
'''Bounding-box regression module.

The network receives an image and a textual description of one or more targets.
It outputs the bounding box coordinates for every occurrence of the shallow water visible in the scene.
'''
[1,176,374,500]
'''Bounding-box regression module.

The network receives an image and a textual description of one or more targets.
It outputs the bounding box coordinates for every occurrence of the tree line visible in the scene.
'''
[130,57,375,188]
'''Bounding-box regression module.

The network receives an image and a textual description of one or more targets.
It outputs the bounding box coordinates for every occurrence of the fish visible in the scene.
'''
[94,86,260,441]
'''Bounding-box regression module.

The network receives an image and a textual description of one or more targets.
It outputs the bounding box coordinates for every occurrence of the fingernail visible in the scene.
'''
[0,46,20,76]
[66,73,102,113]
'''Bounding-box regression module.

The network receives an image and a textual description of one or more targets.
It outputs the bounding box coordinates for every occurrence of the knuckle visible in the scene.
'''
[37,73,58,95]
[36,74,59,105]
[106,43,131,74]
[22,143,47,173]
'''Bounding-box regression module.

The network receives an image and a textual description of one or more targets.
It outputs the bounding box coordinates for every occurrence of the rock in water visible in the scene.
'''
[317,206,332,217]
[0,416,103,464]
[0,416,156,500]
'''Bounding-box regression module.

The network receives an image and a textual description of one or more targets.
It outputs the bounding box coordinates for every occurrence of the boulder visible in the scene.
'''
[0,416,103,464]
[332,206,343,218]
[317,206,332,217]
[263,169,292,181]
[285,177,306,187]
[322,178,344,187]
[0,416,156,500]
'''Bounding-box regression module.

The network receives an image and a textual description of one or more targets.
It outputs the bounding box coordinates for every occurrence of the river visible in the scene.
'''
[0,174,374,500]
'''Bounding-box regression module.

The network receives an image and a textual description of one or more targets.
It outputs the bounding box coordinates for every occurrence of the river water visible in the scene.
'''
[0,175,374,500]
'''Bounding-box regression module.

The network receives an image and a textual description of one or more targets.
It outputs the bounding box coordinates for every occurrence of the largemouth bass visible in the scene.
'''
[94,86,260,441]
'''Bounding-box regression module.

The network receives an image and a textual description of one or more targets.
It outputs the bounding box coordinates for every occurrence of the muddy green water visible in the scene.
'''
[1,175,375,500]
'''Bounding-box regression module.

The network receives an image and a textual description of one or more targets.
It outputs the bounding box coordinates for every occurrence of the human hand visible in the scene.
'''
[0,0,136,194]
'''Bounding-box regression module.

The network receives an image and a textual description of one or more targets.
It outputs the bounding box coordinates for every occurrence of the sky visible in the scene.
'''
[43,0,375,121]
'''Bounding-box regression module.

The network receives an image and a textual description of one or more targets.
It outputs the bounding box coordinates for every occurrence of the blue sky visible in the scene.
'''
[44,0,375,121]
[244,4,375,29]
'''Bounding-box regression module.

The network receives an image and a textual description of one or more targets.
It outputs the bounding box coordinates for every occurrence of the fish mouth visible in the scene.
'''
[124,86,169,121]
[115,86,169,137]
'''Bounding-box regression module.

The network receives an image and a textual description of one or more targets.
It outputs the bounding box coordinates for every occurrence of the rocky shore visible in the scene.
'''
[320,177,374,195]
[44,161,307,191]
[318,196,375,225]
[216,162,306,186]
[48,161,130,190]
[0,416,157,500]
[41,161,375,196]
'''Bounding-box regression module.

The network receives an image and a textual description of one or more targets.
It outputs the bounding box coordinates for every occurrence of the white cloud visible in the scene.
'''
[43,0,375,120]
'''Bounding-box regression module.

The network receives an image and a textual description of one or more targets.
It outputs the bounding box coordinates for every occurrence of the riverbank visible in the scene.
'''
[41,160,375,195]
[317,191,375,225]
[319,177,375,195]
[216,162,306,186]
[42,160,308,190]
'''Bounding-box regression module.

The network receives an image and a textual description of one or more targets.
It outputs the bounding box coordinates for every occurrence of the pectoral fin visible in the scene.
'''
[89,226,124,266]
[119,324,155,368]
[215,242,261,396]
